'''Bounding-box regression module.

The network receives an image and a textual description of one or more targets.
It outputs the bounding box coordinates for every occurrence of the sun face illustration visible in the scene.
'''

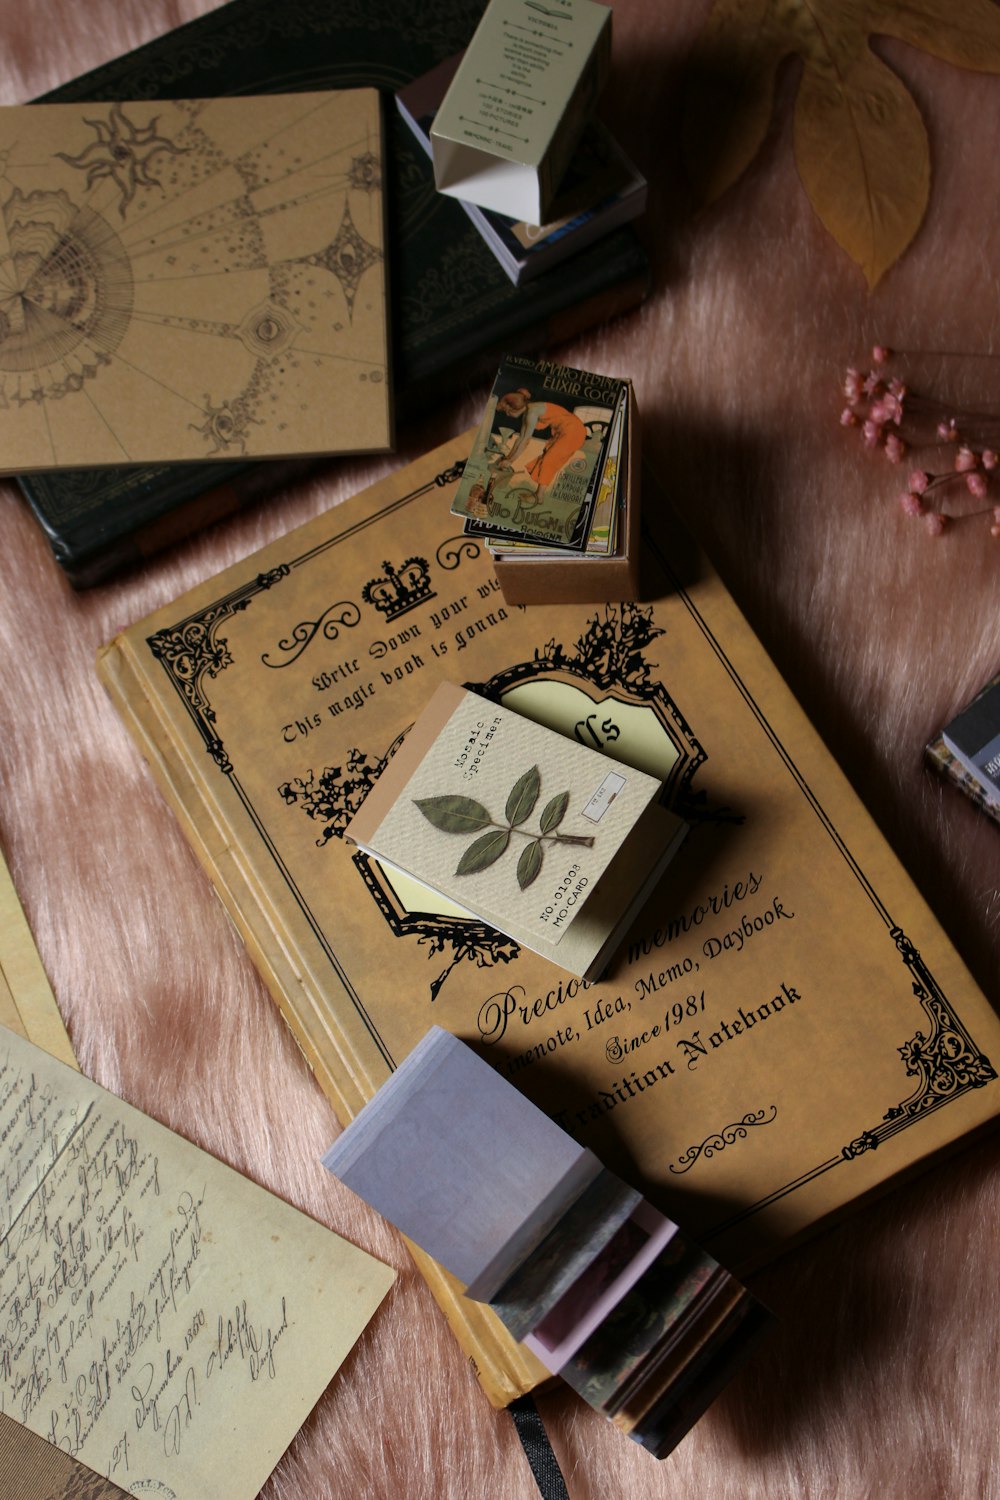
[55,103,188,217]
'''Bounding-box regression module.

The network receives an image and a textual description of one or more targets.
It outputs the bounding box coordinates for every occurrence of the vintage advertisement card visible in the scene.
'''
[346,682,685,976]
[0,92,391,472]
[452,356,626,547]
[0,1024,393,1496]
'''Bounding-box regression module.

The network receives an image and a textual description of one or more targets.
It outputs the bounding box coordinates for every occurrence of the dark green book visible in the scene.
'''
[20,0,650,587]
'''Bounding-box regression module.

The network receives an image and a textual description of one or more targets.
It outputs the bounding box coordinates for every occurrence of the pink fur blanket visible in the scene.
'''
[1,2,998,1496]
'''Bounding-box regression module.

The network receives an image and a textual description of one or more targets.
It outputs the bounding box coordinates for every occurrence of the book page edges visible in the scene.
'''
[95,636,544,1407]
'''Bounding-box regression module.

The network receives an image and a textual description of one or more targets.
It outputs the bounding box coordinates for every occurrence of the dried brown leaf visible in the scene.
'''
[683,0,1000,285]
[682,0,789,206]
[793,42,928,287]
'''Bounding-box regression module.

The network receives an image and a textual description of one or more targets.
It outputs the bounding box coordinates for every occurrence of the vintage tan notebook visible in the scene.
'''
[346,681,687,979]
[97,431,1000,1407]
[0,92,391,472]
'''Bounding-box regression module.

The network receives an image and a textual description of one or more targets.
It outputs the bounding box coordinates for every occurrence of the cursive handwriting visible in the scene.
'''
[0,1049,212,1468]
[205,1296,289,1385]
[0,1028,380,1500]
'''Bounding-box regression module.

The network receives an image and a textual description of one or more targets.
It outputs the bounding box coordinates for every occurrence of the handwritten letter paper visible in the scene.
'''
[0,1028,393,1497]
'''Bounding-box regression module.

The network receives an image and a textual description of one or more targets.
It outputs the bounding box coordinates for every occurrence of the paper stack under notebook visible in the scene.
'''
[323,1027,770,1459]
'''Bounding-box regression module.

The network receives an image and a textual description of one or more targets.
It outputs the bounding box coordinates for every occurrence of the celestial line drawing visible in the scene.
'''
[0,191,133,406]
[299,198,381,319]
[0,94,388,467]
[189,396,260,455]
[348,152,381,193]
[55,103,189,217]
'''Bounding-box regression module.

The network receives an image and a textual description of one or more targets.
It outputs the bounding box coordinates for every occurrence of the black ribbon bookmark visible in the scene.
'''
[510,1396,571,1500]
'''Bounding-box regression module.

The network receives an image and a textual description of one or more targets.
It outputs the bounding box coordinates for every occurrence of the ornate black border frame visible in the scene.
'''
[144,465,997,1237]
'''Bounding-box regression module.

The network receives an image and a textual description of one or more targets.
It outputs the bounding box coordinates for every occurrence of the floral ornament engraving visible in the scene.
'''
[262,601,360,668]
[278,736,522,999]
[669,1107,778,1175]
[532,602,665,695]
[414,766,594,890]
[278,748,381,846]
[842,928,996,1160]
[150,616,234,690]
[148,565,288,772]
[434,460,466,488]
[56,103,189,217]
[406,918,519,1004]
[436,533,482,571]
[889,1004,996,1111]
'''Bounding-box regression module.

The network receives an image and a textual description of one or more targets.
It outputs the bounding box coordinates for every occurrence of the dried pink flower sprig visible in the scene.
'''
[841,345,1000,537]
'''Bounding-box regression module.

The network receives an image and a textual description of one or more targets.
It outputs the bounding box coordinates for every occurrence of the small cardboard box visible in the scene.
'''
[492,382,641,605]
[430,0,611,225]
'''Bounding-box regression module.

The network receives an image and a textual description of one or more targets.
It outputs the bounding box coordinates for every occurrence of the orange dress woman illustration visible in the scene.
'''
[495,387,587,493]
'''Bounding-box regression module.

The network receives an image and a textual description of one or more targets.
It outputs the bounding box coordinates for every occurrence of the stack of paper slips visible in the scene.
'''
[322,1026,770,1458]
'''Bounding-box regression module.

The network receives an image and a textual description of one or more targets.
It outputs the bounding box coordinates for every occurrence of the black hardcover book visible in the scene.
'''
[20,0,650,586]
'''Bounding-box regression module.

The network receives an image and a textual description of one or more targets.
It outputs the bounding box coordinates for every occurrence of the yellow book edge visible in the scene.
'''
[95,631,547,1408]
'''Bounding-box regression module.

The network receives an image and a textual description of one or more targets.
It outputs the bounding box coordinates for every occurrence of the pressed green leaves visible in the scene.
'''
[683,0,1000,286]
[456,828,511,875]
[505,766,541,826]
[516,840,544,890]
[413,795,492,834]
[539,791,569,835]
[413,767,594,889]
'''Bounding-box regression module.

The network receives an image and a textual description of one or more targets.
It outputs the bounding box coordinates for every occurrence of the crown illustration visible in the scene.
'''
[361,557,435,620]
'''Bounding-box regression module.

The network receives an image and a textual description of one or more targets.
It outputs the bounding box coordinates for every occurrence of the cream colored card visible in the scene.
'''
[0,92,391,472]
[431,0,611,222]
[0,1024,394,1497]
[347,682,667,951]
[0,849,77,1067]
